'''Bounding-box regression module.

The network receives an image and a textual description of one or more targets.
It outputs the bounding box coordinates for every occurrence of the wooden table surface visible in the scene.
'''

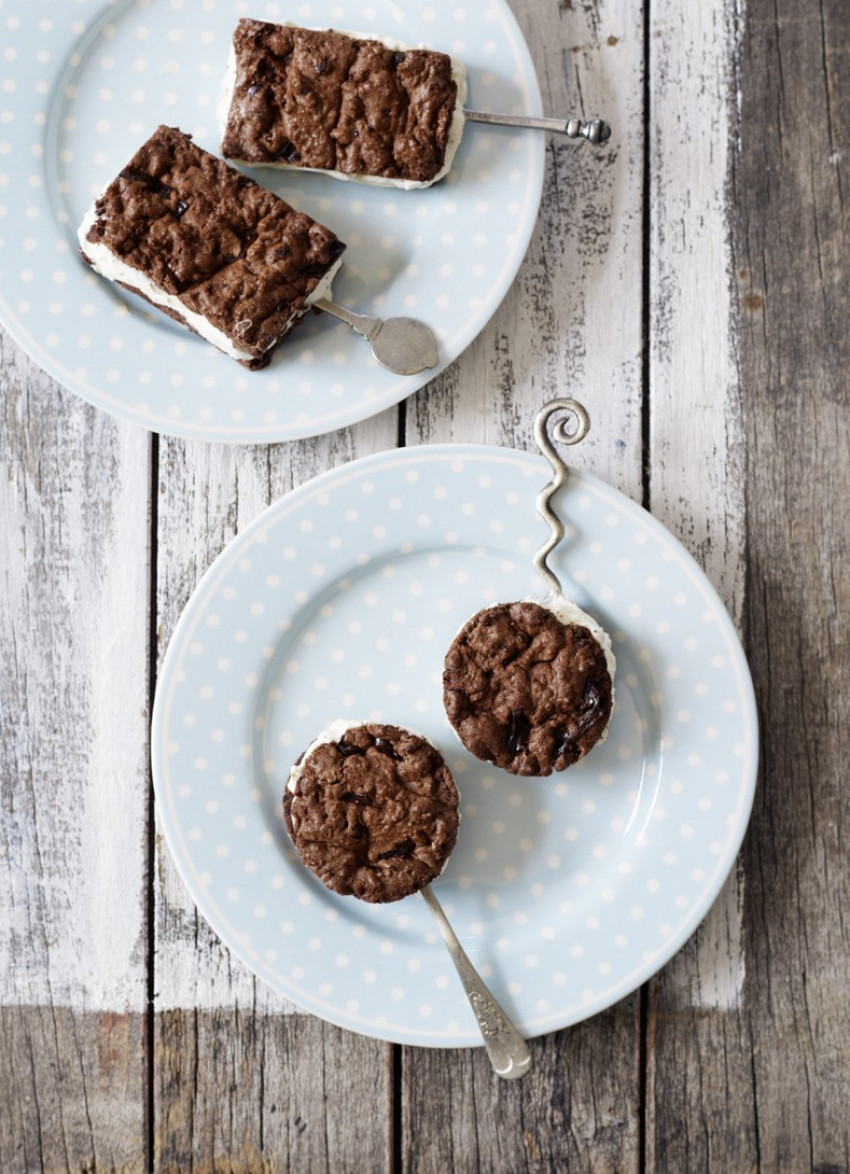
[2,0,847,1170]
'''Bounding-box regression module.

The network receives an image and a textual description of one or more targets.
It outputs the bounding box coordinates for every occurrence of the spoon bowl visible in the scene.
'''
[315,298,439,376]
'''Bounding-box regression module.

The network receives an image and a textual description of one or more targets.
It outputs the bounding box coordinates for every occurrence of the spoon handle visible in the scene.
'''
[421,886,531,1080]
[464,110,611,145]
[314,297,381,342]
[533,398,591,599]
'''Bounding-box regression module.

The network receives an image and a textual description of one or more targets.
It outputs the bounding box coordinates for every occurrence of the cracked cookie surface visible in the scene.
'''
[222,20,459,184]
[443,601,614,777]
[81,125,345,367]
[284,723,460,903]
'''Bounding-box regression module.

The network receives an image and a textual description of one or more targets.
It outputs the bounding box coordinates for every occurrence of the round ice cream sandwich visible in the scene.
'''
[284,721,460,903]
[443,599,615,777]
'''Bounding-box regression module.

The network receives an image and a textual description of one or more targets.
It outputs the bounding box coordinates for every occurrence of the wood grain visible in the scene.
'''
[0,1008,146,1174]
[155,1011,392,1174]
[401,1004,640,1174]
[643,0,757,1167]
[0,338,150,1170]
[736,0,850,1166]
[648,0,850,1171]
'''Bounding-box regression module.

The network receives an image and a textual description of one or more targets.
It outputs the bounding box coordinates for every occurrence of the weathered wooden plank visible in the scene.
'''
[642,0,756,1167]
[735,0,850,1167]
[402,1004,640,1174]
[0,1008,146,1174]
[0,333,149,1170]
[155,1011,392,1174]
[401,0,646,1169]
[152,416,398,1171]
[647,0,850,1170]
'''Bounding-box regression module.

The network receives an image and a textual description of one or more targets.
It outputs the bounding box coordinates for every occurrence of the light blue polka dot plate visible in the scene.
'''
[0,0,543,442]
[151,446,759,1045]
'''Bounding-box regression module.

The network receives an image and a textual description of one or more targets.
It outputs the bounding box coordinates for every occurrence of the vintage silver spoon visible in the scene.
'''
[465,111,612,146]
[315,297,439,376]
[421,885,532,1080]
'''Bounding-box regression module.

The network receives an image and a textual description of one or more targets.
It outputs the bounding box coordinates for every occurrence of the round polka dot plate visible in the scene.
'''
[0,0,542,442]
[151,445,759,1046]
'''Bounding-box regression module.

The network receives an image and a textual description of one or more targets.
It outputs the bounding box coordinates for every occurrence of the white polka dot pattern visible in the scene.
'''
[0,0,543,442]
[151,447,759,1046]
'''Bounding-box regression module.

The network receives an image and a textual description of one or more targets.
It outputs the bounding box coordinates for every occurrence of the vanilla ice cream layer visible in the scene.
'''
[220,30,468,190]
[77,204,343,362]
[541,594,617,684]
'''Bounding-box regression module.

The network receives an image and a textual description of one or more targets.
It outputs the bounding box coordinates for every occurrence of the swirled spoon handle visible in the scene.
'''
[421,886,532,1080]
[533,397,591,599]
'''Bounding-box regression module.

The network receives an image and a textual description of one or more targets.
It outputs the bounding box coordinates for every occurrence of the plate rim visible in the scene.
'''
[151,441,760,1045]
[0,0,545,443]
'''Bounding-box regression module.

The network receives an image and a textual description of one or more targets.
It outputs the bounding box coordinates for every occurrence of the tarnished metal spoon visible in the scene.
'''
[464,110,612,146]
[421,885,532,1080]
[315,298,439,376]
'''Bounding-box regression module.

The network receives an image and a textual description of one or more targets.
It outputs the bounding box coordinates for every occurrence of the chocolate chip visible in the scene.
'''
[235,227,258,253]
[374,737,403,762]
[572,686,605,737]
[377,838,415,861]
[555,731,579,762]
[175,199,188,217]
[315,58,328,75]
[276,139,301,163]
[391,50,406,68]
[555,687,605,762]
[506,709,532,755]
[119,167,171,198]
[337,739,365,757]
[341,792,373,807]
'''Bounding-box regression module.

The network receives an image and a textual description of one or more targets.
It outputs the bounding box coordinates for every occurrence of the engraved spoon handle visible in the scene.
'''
[421,886,531,1080]
[533,398,591,599]
[314,297,382,341]
[464,110,612,145]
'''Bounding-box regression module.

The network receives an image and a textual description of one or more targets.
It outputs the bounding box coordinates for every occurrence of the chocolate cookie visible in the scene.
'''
[443,601,614,777]
[221,20,465,186]
[77,125,345,368]
[284,722,460,903]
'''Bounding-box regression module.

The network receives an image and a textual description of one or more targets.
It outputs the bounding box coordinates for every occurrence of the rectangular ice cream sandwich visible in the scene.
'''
[78,125,346,368]
[220,19,467,189]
